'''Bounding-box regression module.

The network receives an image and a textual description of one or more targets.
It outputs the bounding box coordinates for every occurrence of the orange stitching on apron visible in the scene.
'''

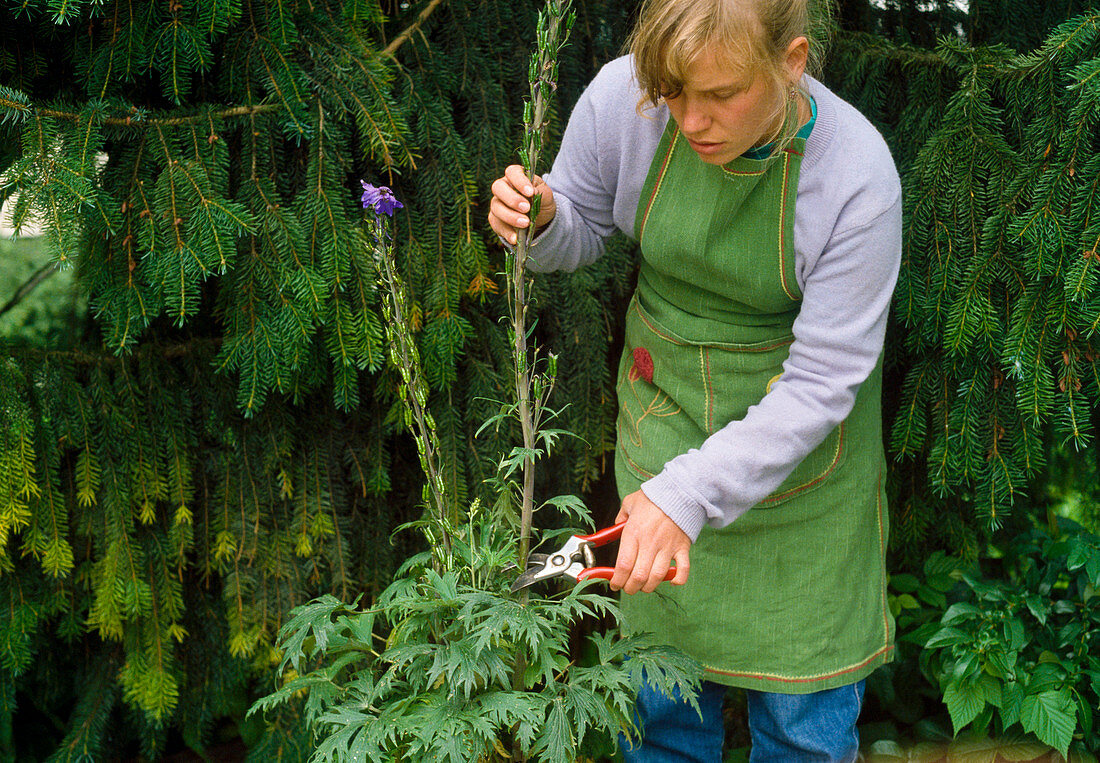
[631,301,794,352]
[720,154,767,177]
[721,166,767,177]
[778,150,799,301]
[876,468,891,647]
[702,644,893,684]
[720,145,801,177]
[757,421,845,505]
[639,126,680,240]
[703,348,713,433]
[621,447,656,479]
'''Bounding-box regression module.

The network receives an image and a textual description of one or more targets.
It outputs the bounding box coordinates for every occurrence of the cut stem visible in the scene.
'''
[511,0,573,573]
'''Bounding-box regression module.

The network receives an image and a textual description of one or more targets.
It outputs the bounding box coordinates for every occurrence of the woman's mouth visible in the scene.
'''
[685,138,724,155]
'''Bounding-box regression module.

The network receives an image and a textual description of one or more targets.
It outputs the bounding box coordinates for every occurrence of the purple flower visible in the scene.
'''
[360,181,404,217]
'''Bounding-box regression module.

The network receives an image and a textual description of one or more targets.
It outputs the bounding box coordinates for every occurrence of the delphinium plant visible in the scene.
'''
[248,3,701,761]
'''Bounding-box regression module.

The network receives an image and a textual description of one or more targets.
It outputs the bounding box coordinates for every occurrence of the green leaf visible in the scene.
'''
[538,494,591,524]
[1001,681,1024,728]
[984,648,1016,680]
[1002,616,1026,652]
[1019,689,1076,757]
[977,673,1004,708]
[942,602,983,625]
[1024,594,1048,625]
[925,626,971,649]
[889,573,920,593]
[945,731,1005,763]
[1067,538,1090,570]
[896,593,920,610]
[866,740,907,760]
[944,679,986,733]
[992,736,1053,762]
[1086,552,1100,587]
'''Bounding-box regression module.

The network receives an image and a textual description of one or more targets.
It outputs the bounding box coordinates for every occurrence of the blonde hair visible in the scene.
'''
[628,0,834,155]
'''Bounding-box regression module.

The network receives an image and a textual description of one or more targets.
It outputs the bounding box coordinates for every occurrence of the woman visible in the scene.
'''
[490,1,901,760]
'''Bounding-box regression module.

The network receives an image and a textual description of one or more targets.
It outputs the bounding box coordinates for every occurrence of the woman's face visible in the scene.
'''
[664,39,808,166]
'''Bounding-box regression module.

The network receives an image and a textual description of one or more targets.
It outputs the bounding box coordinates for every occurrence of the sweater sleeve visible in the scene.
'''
[639,195,903,541]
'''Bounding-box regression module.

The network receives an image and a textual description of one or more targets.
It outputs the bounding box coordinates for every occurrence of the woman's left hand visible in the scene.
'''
[610,491,691,594]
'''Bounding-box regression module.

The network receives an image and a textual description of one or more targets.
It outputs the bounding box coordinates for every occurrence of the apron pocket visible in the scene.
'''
[758,421,845,507]
[617,297,847,507]
[702,342,847,508]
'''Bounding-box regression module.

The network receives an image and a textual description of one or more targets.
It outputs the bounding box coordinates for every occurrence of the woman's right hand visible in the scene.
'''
[489,165,557,245]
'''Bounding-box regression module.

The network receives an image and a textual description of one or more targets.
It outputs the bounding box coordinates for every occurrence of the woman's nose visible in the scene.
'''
[678,96,709,133]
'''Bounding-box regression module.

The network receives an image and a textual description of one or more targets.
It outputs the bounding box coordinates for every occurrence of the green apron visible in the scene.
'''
[616,121,894,693]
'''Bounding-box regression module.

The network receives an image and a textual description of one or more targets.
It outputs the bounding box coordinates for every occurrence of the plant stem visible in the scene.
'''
[512,0,573,574]
[513,246,537,573]
[373,217,452,570]
[507,7,572,754]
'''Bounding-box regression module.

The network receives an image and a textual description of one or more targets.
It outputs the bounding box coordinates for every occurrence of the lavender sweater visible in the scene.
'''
[528,56,902,541]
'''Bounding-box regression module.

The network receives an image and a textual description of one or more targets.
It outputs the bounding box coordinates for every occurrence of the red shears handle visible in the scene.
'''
[574,522,677,583]
[576,521,627,546]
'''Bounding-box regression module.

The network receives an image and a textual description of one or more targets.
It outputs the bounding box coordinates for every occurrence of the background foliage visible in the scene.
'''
[2,0,1100,759]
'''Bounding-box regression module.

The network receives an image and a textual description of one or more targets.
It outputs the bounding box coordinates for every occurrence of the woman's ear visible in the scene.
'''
[785,35,810,83]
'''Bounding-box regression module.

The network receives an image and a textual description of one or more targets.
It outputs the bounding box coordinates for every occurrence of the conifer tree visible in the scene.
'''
[3,0,1100,757]
[824,1,1100,564]
[0,0,637,757]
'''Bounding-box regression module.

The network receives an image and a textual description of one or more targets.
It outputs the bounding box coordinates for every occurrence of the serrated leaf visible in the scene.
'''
[993,731,1053,761]
[1020,689,1076,757]
[944,680,986,733]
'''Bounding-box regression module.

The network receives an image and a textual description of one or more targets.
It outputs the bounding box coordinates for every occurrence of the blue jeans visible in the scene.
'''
[620,677,864,762]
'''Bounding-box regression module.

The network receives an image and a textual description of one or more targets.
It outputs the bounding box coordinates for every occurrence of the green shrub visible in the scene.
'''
[917,520,1100,756]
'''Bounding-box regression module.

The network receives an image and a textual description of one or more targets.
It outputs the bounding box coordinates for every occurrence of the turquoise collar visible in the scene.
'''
[741,95,816,161]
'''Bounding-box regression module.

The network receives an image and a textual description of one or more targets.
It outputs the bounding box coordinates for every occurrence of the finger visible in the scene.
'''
[671,546,690,585]
[643,551,672,593]
[491,176,533,217]
[489,197,531,233]
[626,539,657,596]
[504,164,537,197]
[487,213,519,246]
[487,209,516,244]
[610,528,638,592]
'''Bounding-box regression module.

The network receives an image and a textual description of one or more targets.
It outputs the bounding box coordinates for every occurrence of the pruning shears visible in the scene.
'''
[510,521,677,592]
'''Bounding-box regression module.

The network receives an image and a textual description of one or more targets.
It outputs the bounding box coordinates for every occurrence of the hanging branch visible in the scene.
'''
[0,1,448,129]
[510,0,574,573]
[383,0,447,56]
[0,92,280,127]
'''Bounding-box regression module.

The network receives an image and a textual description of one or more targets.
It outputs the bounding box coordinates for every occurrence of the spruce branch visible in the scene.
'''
[0,94,280,127]
[0,0,452,131]
[382,0,447,57]
[509,0,574,576]
[3,340,223,364]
